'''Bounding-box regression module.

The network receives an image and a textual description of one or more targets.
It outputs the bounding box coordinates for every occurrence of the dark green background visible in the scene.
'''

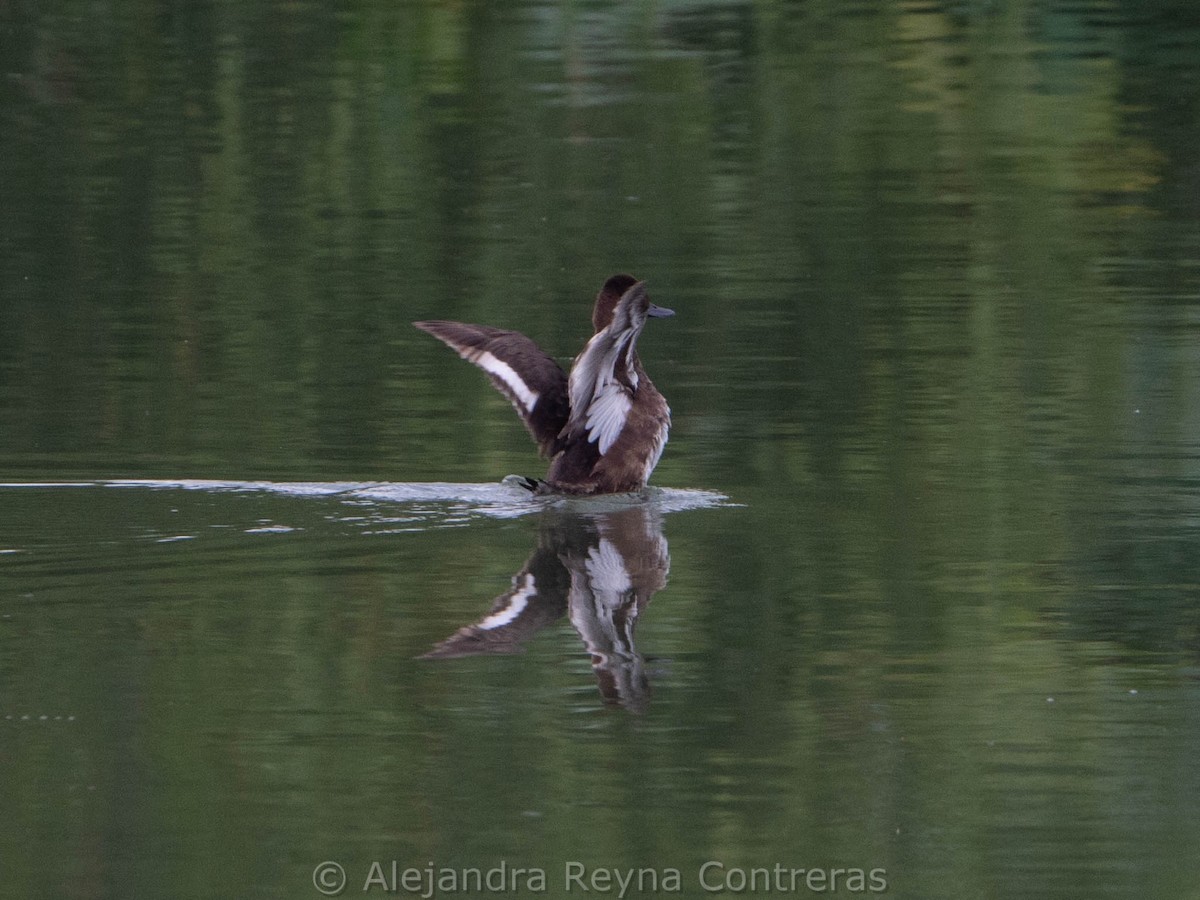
[2,2,1199,898]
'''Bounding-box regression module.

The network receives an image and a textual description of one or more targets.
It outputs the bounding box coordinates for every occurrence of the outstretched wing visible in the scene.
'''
[414,320,570,457]
[563,282,647,454]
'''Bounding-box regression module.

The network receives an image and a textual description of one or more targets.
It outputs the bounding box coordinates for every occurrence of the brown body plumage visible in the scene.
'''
[414,274,673,494]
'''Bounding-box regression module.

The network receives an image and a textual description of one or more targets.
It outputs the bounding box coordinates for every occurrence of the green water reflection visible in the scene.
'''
[3,1,1200,899]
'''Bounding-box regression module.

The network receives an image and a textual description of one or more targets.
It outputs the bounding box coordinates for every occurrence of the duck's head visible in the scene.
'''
[592,273,675,333]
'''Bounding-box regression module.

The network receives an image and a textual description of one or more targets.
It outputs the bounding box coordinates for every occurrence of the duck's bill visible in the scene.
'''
[647,304,675,318]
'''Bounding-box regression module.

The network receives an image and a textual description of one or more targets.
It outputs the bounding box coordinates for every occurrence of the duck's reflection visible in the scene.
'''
[422,505,669,712]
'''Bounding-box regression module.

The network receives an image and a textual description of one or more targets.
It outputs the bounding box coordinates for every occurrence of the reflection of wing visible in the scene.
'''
[566,553,647,712]
[563,507,669,713]
[420,506,671,713]
[421,547,569,659]
[414,321,570,457]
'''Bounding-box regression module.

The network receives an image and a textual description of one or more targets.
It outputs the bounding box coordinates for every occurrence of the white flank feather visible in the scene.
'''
[643,411,670,478]
[585,539,633,605]
[585,384,633,454]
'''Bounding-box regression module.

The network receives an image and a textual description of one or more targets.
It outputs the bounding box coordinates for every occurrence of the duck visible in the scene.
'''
[414,274,674,494]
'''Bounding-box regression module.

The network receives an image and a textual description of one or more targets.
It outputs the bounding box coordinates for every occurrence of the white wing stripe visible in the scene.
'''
[479,574,535,629]
[473,351,540,412]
